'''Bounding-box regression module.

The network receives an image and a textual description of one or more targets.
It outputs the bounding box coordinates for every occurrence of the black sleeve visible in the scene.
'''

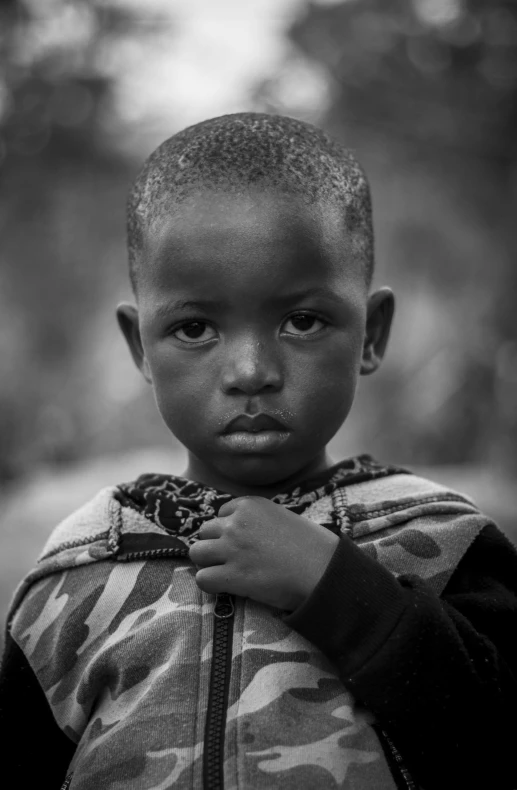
[285,523,517,790]
[0,631,76,789]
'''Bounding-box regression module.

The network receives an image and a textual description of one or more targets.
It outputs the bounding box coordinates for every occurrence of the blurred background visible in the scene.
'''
[1,0,516,636]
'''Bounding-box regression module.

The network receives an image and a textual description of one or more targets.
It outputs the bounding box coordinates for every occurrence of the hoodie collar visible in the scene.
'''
[114,454,407,539]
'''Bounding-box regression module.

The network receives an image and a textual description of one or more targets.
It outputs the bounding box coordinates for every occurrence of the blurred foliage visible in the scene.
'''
[260,0,517,470]
[0,1,174,483]
[293,0,517,157]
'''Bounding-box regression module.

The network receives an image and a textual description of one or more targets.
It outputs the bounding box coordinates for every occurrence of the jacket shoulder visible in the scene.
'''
[346,470,477,514]
[7,483,174,621]
[39,483,175,563]
[340,471,490,594]
[38,486,118,561]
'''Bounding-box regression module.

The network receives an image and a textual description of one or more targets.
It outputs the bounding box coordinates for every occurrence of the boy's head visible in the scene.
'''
[118,112,394,495]
[126,112,374,294]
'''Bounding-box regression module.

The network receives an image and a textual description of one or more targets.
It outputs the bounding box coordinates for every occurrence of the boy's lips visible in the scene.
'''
[220,413,291,453]
[222,413,288,434]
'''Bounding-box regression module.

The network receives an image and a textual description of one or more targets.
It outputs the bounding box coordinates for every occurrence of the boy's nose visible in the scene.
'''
[220,338,283,396]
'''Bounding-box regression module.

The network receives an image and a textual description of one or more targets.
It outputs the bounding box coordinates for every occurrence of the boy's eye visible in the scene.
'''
[282,314,325,336]
[173,321,217,343]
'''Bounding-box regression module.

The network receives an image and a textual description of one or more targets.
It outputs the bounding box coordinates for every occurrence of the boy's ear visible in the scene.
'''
[116,303,152,384]
[360,287,395,376]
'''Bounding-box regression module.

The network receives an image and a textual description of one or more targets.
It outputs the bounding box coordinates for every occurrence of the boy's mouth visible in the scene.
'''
[220,413,291,453]
[223,413,288,434]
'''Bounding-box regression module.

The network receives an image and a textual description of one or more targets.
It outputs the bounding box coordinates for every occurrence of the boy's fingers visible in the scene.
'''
[198,519,224,539]
[189,539,226,567]
[218,495,266,519]
[195,565,231,594]
[217,498,247,518]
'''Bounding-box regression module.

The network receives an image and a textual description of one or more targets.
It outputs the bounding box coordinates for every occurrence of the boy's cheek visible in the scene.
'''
[300,356,359,415]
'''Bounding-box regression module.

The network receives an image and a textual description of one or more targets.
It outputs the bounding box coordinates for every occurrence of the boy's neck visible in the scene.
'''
[183,450,334,498]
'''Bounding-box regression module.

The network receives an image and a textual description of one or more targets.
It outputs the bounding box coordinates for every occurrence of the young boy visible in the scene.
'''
[1,113,516,790]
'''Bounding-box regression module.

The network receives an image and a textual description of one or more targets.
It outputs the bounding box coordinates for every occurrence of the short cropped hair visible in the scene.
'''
[127,112,374,292]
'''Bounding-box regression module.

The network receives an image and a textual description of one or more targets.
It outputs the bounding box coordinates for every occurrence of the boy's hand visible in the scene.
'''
[189,497,339,611]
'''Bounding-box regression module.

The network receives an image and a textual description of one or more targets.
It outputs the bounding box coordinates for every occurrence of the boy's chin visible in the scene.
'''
[183,440,333,495]
[210,452,321,493]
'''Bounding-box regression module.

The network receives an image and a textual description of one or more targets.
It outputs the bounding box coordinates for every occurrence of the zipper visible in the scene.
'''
[114,537,235,787]
[376,727,418,790]
[203,592,235,790]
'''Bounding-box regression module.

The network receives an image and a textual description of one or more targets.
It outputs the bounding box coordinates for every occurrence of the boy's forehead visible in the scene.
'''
[149,190,333,249]
[140,189,362,295]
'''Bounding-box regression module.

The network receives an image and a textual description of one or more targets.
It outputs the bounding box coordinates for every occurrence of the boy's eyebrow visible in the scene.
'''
[272,287,345,306]
[154,299,225,317]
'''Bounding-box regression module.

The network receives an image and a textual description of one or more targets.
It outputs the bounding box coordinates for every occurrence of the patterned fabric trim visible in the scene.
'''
[113,454,408,542]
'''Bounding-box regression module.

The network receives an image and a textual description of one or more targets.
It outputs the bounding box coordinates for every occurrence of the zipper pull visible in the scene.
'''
[214,592,234,619]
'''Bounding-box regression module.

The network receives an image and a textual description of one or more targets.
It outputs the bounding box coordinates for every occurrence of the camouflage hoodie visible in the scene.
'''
[8,456,486,790]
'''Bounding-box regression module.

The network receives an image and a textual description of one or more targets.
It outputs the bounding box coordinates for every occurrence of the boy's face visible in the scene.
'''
[118,190,393,496]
